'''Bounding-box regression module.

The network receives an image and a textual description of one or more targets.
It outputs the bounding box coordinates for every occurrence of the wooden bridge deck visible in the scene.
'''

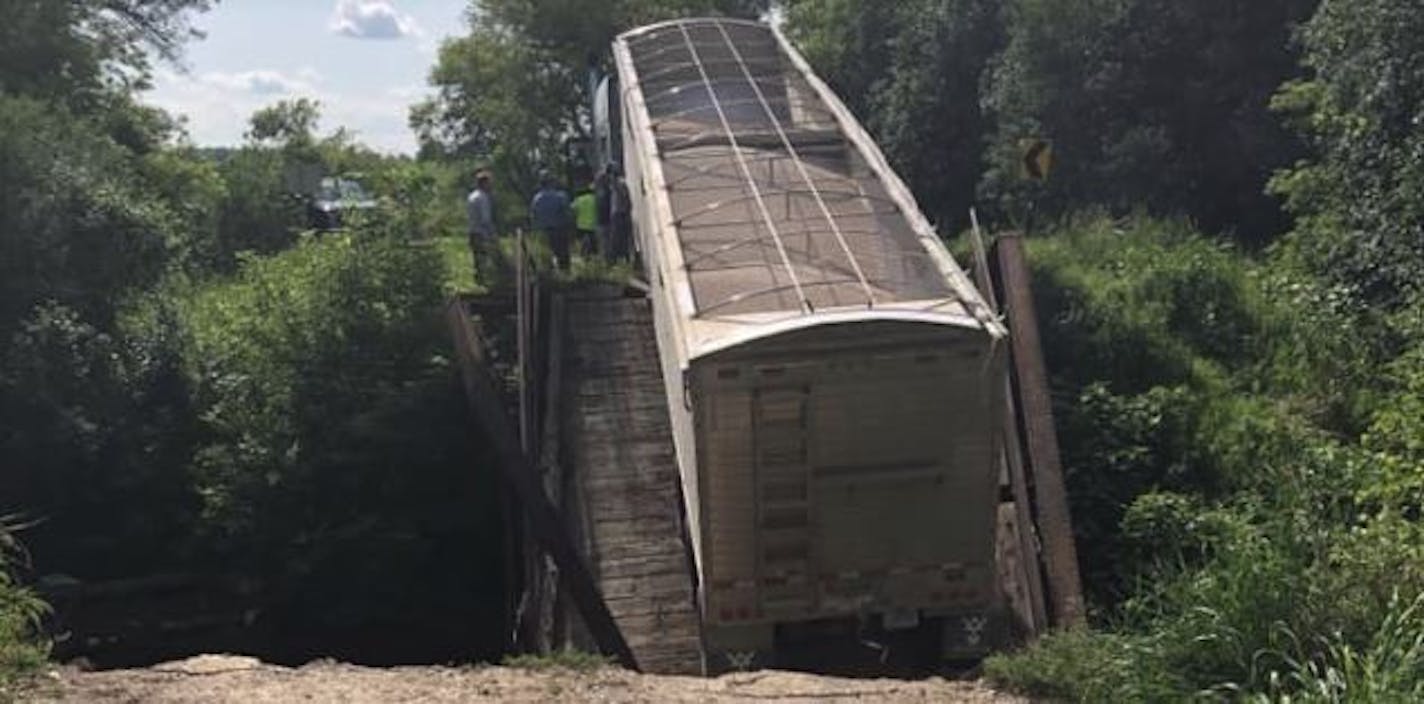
[561,293,704,674]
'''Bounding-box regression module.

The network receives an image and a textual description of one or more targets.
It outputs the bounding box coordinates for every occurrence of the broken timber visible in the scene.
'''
[969,214,1049,638]
[993,233,1086,628]
[446,298,639,670]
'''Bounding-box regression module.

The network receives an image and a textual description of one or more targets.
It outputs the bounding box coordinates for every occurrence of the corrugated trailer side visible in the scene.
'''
[691,319,1005,667]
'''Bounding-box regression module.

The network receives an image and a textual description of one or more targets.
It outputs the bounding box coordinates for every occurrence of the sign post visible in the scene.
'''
[1015,138,1053,234]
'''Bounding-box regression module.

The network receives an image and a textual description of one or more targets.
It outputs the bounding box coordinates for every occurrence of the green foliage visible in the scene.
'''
[985,628,1180,702]
[981,215,1424,700]
[781,0,896,119]
[246,98,322,150]
[411,23,587,218]
[1058,386,1197,602]
[366,160,468,242]
[1271,0,1424,306]
[502,649,613,672]
[0,0,212,108]
[213,147,305,264]
[0,91,204,580]
[782,0,1002,230]
[0,0,510,670]
[181,233,445,540]
[1,301,201,579]
[177,230,503,652]
[412,0,764,205]
[141,147,229,272]
[0,95,180,333]
[210,100,436,270]
[981,0,1317,241]
[0,521,49,697]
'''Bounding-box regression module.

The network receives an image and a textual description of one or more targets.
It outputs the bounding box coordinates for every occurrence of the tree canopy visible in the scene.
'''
[0,0,212,108]
[783,0,1002,230]
[1272,0,1424,305]
[411,0,766,209]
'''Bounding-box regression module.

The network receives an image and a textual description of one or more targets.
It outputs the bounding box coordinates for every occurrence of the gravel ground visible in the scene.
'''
[24,654,1029,703]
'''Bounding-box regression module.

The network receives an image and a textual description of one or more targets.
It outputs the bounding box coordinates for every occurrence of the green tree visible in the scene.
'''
[1272,0,1424,306]
[781,0,898,119]
[412,28,580,209]
[0,97,176,334]
[179,231,504,659]
[0,0,215,584]
[246,98,322,151]
[783,1,1003,231]
[981,0,1317,242]
[412,0,766,208]
[0,0,212,109]
[213,100,402,268]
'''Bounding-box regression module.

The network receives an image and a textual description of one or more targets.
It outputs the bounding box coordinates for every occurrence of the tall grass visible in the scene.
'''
[1224,592,1424,703]
[0,517,48,698]
[984,215,1424,701]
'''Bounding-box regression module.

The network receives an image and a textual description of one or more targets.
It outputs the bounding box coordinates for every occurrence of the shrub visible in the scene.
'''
[985,214,1421,699]
[502,649,612,672]
[213,147,305,268]
[0,302,201,579]
[984,628,1181,702]
[0,521,48,697]
[178,228,504,660]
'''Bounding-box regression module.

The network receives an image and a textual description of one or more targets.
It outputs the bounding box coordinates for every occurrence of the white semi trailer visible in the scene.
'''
[592,17,1009,671]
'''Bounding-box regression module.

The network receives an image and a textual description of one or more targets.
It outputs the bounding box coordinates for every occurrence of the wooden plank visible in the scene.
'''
[561,295,704,674]
[1000,397,1048,636]
[540,293,567,650]
[446,299,639,670]
[993,234,1085,628]
[969,216,1048,638]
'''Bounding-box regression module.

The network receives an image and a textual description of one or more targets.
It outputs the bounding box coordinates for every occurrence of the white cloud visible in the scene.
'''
[144,67,321,148]
[330,0,421,40]
[144,67,417,154]
[198,69,318,96]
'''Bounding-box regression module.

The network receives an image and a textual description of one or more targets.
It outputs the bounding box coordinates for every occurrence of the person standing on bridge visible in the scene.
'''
[594,168,613,257]
[572,180,599,259]
[466,170,498,284]
[606,162,633,263]
[529,170,574,273]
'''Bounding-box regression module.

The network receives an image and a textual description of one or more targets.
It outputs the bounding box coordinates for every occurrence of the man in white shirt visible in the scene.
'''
[466,171,496,283]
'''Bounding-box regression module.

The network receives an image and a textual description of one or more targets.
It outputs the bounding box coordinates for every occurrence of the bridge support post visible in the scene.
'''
[993,233,1086,629]
[447,299,640,670]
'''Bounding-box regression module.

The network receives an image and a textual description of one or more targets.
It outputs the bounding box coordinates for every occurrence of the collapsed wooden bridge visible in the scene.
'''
[446,229,1083,675]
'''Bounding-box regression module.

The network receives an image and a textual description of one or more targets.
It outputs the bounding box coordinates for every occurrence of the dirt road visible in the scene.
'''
[27,654,1027,703]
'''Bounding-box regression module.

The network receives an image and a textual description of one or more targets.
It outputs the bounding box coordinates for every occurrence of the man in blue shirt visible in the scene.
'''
[529,170,573,272]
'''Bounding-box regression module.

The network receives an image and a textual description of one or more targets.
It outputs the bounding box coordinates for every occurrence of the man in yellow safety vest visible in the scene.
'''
[572,182,598,259]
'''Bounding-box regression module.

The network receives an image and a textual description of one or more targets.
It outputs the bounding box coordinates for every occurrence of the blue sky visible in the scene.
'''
[145,1,469,154]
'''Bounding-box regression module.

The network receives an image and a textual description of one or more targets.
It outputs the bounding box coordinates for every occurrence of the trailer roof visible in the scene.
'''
[620,19,978,319]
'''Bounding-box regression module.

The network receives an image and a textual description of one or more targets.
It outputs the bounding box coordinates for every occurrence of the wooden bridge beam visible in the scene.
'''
[993,234,1086,629]
[446,299,640,671]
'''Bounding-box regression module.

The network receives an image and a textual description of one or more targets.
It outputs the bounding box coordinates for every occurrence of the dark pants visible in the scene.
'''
[545,227,572,272]
[468,232,499,285]
[609,215,632,262]
[577,228,598,257]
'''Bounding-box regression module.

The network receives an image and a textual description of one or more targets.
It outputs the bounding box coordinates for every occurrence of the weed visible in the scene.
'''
[502,649,613,672]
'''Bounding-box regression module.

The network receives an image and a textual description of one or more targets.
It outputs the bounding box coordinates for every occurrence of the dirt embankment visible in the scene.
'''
[25,654,1028,703]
